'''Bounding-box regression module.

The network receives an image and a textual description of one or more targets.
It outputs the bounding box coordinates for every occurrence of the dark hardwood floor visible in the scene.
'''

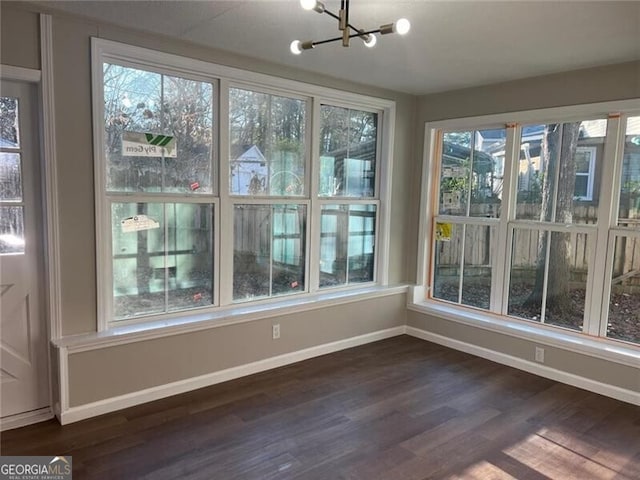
[2,335,639,479]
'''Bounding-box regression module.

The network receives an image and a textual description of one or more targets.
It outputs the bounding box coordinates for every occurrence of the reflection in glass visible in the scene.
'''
[508,229,587,331]
[608,235,640,345]
[0,152,23,201]
[618,116,640,225]
[516,120,606,222]
[229,89,306,196]
[439,129,505,218]
[319,204,376,288]
[0,206,24,254]
[319,106,377,198]
[111,202,213,320]
[103,64,213,193]
[233,204,306,300]
[0,96,19,148]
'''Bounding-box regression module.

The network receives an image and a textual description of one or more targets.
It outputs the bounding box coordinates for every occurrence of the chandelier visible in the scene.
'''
[290,0,410,54]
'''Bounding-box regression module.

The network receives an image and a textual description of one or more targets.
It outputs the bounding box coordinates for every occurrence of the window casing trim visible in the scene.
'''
[417,100,640,348]
[92,38,395,330]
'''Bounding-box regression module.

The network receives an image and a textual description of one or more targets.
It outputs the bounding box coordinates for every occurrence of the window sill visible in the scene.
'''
[55,285,409,353]
[408,287,640,369]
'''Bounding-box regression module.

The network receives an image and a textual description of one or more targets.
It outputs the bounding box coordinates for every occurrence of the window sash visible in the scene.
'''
[424,107,640,346]
[93,39,394,328]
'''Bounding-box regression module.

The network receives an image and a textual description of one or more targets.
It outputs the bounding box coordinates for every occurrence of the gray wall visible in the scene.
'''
[1,3,415,410]
[407,311,640,393]
[407,62,640,393]
[69,294,406,406]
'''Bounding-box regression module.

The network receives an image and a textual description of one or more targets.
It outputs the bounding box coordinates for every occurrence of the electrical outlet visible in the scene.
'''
[535,347,545,363]
[272,323,280,340]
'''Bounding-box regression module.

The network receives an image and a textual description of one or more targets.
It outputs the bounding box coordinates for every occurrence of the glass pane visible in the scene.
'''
[112,202,213,320]
[104,64,214,194]
[319,204,376,288]
[461,224,494,309]
[439,129,504,218]
[0,206,24,254]
[508,229,587,331]
[433,223,463,303]
[0,96,19,148]
[544,231,588,331]
[165,204,214,311]
[0,152,22,201]
[233,204,306,300]
[319,106,377,198]
[163,75,213,194]
[104,64,162,192]
[608,235,640,345]
[618,116,640,225]
[229,89,306,196]
[516,120,606,222]
[272,205,306,295]
[234,204,271,300]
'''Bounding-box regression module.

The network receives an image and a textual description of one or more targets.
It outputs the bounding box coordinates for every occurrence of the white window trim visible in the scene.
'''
[574,145,597,201]
[91,38,395,330]
[415,99,640,354]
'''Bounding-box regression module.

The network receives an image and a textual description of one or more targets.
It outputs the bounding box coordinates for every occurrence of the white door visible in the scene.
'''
[0,80,49,423]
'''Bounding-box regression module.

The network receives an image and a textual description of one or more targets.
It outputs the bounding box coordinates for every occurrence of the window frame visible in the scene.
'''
[92,38,395,330]
[418,100,640,348]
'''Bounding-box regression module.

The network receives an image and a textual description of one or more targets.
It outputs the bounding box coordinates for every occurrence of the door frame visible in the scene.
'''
[0,14,61,430]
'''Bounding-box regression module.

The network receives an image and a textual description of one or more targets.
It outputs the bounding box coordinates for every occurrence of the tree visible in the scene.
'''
[525,122,581,318]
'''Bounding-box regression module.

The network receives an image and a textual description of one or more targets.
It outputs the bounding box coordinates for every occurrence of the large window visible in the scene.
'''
[426,112,640,347]
[94,40,392,326]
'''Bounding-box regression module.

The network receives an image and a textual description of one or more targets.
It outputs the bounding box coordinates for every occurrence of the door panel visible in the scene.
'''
[0,80,48,420]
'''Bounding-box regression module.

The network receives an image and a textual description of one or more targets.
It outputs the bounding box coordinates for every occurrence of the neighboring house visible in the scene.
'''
[230,145,268,195]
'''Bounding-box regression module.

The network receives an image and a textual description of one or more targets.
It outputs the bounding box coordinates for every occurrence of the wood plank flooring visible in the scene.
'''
[2,335,639,479]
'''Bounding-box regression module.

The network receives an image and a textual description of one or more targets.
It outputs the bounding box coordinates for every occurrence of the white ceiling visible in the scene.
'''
[43,0,640,95]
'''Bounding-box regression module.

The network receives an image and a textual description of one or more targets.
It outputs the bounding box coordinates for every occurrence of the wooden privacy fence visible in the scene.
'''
[436,204,640,287]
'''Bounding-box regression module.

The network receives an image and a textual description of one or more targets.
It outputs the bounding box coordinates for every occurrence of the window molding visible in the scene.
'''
[91,38,396,330]
[417,99,640,349]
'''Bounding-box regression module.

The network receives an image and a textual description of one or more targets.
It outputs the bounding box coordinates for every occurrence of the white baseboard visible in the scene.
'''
[406,326,640,407]
[60,326,406,424]
[1,407,54,431]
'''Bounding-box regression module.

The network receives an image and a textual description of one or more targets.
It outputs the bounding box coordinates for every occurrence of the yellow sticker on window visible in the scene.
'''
[435,222,452,242]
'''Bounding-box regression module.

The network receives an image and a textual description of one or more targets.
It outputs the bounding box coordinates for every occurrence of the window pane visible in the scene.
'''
[319,204,376,288]
[516,120,606,222]
[229,89,306,196]
[433,223,463,303]
[104,64,162,192]
[618,116,640,225]
[432,223,494,309]
[0,152,22,201]
[163,75,213,194]
[234,204,306,301]
[0,96,19,148]
[319,106,377,198]
[608,235,640,345]
[112,202,213,320]
[0,206,24,254]
[439,129,504,217]
[462,224,494,309]
[508,228,588,331]
[104,64,214,194]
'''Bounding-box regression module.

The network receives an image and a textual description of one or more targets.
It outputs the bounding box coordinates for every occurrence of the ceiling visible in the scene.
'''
[42,0,640,95]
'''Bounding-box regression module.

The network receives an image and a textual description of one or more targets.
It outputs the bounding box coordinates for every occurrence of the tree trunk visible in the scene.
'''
[525,122,580,313]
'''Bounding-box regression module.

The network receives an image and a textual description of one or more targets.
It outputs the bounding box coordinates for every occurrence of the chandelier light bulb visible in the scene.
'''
[394,18,411,35]
[290,40,303,55]
[364,34,377,48]
[300,0,317,10]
